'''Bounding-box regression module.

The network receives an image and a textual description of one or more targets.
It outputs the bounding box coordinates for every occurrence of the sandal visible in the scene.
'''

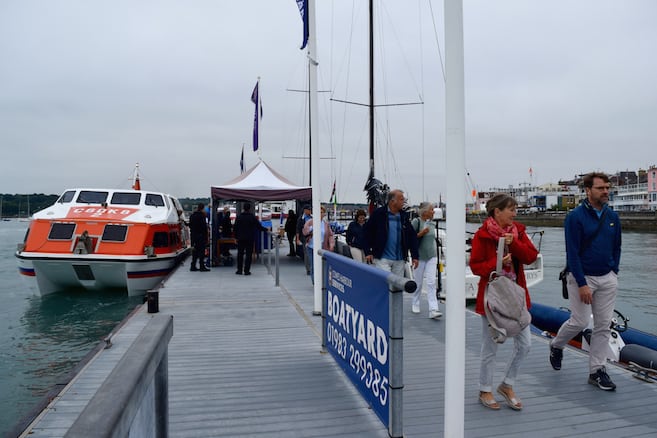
[497,384,522,411]
[478,391,500,410]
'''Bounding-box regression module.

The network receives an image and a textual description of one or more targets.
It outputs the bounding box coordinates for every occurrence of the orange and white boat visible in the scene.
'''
[15,172,190,296]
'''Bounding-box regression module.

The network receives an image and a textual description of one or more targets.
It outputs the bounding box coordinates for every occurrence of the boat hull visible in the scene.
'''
[530,301,657,371]
[17,250,188,296]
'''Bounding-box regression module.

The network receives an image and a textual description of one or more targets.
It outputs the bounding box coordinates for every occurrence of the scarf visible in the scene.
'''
[483,217,518,281]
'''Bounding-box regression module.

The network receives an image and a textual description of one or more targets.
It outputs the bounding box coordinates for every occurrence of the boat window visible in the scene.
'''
[101,224,128,242]
[49,223,76,240]
[111,192,141,205]
[77,191,108,204]
[58,191,76,203]
[153,232,169,248]
[169,231,179,246]
[145,194,165,207]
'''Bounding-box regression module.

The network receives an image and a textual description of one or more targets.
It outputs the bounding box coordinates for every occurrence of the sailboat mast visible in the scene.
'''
[368,0,374,181]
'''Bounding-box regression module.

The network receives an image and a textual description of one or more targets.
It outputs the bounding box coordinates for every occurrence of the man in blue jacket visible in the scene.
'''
[549,172,622,391]
[363,189,419,277]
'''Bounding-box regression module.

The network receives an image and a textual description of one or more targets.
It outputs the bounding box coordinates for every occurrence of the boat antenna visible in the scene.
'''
[132,163,141,190]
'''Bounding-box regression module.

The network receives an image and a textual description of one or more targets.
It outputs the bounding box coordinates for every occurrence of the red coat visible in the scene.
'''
[469,221,538,316]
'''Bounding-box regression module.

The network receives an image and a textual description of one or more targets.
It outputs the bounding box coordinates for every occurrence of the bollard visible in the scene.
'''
[147,290,159,313]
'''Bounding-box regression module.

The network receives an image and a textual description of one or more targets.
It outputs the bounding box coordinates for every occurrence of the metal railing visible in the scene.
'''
[65,314,173,438]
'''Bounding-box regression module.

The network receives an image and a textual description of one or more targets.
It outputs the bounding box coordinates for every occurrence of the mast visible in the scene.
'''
[132,163,141,190]
[368,0,374,183]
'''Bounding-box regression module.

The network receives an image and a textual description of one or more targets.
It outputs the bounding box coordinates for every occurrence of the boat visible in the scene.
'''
[436,228,544,300]
[530,301,657,379]
[15,168,190,296]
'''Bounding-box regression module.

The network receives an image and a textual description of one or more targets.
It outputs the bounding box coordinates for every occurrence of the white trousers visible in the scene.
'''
[479,316,531,392]
[411,256,439,312]
[349,246,365,263]
[551,271,618,373]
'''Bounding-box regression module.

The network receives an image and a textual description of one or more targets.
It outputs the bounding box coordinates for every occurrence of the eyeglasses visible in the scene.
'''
[592,186,610,191]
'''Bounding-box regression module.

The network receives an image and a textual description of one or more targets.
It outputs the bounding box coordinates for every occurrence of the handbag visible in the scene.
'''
[483,237,531,344]
[559,267,569,299]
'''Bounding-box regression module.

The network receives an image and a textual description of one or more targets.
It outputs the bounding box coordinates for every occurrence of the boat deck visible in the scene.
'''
[21,249,657,437]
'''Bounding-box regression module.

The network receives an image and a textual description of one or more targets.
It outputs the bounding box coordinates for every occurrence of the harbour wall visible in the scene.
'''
[467,211,657,233]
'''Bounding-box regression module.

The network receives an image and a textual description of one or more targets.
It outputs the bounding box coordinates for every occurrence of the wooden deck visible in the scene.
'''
[21,249,657,437]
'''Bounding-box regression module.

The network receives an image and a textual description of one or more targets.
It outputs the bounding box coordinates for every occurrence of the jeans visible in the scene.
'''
[551,271,617,373]
[479,315,531,392]
[412,256,439,312]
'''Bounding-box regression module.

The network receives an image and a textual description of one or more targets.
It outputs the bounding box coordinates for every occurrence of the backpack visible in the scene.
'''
[483,237,531,343]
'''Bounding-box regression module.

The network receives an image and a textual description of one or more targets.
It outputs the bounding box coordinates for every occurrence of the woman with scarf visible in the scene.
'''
[470,193,538,411]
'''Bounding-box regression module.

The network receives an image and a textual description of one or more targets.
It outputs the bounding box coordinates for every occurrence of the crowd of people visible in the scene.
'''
[187,171,622,411]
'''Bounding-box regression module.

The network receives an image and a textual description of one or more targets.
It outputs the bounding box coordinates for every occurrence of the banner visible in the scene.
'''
[324,254,390,426]
[296,0,309,50]
[251,81,260,151]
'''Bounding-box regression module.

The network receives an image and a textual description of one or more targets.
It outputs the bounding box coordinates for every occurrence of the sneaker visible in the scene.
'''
[549,345,563,370]
[429,310,443,319]
[588,367,616,391]
[190,266,198,272]
[235,271,243,275]
[411,304,420,314]
[200,267,210,272]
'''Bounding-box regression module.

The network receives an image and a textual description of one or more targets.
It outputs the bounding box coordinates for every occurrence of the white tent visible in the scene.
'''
[211,160,311,201]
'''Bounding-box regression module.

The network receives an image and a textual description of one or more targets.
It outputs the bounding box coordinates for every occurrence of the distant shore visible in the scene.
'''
[466,211,657,233]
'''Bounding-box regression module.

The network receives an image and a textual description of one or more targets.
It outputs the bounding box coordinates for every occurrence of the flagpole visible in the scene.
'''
[444,0,466,436]
[307,0,322,316]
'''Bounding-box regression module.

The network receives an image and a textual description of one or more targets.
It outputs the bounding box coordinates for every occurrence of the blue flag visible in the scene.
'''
[240,144,245,173]
[296,0,308,50]
[251,81,260,152]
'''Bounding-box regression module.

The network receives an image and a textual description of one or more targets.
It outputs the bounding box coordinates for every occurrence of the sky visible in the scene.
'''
[1,0,656,204]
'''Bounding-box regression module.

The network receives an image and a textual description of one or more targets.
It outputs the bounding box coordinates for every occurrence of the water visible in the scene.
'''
[1,221,656,435]
[470,223,657,332]
[0,220,143,436]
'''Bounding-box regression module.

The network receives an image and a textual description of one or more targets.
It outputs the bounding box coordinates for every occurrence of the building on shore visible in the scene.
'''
[473,165,657,213]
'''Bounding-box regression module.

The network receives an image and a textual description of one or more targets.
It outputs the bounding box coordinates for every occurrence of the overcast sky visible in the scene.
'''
[1,0,656,204]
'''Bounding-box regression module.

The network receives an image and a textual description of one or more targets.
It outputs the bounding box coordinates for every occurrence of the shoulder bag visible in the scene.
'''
[483,237,531,344]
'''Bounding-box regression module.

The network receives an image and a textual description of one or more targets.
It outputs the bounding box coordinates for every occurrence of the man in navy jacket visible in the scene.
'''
[363,189,419,277]
[549,172,622,391]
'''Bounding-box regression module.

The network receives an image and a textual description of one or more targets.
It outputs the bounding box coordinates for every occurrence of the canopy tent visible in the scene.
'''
[211,160,311,201]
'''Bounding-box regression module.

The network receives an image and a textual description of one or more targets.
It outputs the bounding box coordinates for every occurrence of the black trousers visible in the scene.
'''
[236,239,254,273]
[191,237,207,268]
[286,231,296,255]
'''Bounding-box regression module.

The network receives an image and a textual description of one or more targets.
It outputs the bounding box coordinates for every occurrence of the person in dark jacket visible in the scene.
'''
[362,189,419,276]
[296,205,312,272]
[233,203,268,275]
[219,206,233,257]
[284,209,298,257]
[189,203,210,272]
[346,209,367,262]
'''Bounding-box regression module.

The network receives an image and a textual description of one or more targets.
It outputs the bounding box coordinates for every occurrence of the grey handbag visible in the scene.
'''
[483,237,531,343]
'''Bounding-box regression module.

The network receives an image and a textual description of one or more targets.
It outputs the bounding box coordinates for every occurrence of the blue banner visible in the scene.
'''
[296,0,309,50]
[251,81,259,151]
[323,252,390,426]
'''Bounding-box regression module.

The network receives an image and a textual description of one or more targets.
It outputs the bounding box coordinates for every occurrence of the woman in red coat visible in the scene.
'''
[470,193,538,411]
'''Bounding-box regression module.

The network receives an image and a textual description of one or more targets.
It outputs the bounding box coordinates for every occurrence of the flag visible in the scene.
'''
[329,180,336,205]
[251,81,261,152]
[240,144,245,174]
[296,0,309,50]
